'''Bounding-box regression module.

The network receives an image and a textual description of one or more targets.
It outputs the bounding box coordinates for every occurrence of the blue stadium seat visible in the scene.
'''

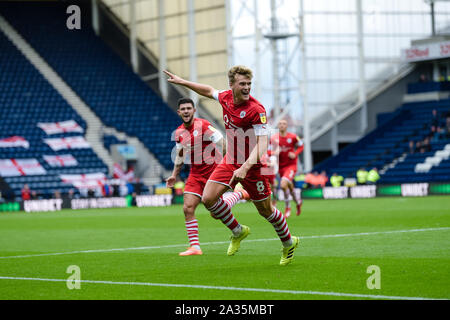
[313,93,450,183]
[0,30,107,198]
[0,2,180,170]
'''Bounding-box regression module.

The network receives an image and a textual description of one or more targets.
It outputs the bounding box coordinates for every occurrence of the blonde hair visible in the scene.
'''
[228,65,253,84]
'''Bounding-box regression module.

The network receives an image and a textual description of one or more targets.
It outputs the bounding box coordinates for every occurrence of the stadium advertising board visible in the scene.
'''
[378,183,430,197]
[300,188,323,199]
[276,188,302,201]
[323,186,348,199]
[17,195,174,212]
[377,185,401,196]
[300,186,377,199]
[401,183,429,197]
[299,183,449,199]
[3,184,450,212]
[350,185,377,198]
[24,199,63,212]
[136,195,172,207]
[401,40,450,62]
[430,183,450,194]
[0,202,20,212]
[70,197,128,210]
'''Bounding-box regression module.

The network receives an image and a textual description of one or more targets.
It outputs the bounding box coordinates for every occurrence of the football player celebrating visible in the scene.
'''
[167,98,249,256]
[164,67,300,266]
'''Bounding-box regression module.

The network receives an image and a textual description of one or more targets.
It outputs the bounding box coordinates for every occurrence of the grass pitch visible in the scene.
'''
[0,196,449,300]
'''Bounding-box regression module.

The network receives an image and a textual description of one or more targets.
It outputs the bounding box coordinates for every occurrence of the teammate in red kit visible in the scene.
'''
[270,119,304,218]
[261,148,278,206]
[164,66,300,266]
[166,98,249,256]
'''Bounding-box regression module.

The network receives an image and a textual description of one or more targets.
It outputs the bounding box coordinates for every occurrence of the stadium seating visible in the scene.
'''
[0,2,180,171]
[0,31,108,199]
[407,81,450,94]
[313,85,450,184]
[103,135,127,153]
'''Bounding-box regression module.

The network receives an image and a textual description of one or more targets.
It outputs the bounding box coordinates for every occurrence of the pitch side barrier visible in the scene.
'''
[2,183,449,212]
[277,182,450,200]
[0,194,173,213]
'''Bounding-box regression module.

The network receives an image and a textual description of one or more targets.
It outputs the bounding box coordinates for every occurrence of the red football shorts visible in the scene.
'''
[279,165,297,182]
[266,174,276,186]
[184,173,210,198]
[207,163,271,201]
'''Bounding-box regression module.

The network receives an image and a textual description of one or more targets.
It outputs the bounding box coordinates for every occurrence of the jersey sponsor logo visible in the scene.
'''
[240,111,246,118]
[259,113,267,124]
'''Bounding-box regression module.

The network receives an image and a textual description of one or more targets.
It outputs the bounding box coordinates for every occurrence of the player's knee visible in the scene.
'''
[201,194,216,209]
[257,206,272,219]
[254,199,273,218]
[280,179,289,190]
[183,204,195,216]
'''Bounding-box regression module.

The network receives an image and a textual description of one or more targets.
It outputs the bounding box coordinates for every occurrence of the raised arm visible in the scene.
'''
[164,70,216,99]
[289,137,304,159]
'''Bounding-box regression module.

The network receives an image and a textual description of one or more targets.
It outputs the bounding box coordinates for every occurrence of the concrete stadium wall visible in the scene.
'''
[101,0,228,123]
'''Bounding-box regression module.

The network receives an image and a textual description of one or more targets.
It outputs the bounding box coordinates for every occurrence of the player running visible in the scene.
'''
[166,98,249,256]
[261,147,279,207]
[164,66,300,266]
[270,119,304,218]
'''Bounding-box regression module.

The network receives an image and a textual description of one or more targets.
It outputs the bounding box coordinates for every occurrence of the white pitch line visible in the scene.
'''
[0,276,446,300]
[0,227,448,260]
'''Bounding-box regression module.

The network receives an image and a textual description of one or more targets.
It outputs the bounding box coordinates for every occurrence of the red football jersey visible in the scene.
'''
[214,90,268,167]
[174,118,222,176]
[270,132,303,168]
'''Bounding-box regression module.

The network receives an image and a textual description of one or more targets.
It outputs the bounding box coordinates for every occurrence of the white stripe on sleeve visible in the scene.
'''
[212,90,219,101]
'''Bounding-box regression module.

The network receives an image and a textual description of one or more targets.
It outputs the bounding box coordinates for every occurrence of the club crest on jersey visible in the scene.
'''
[287,138,292,143]
[259,113,267,124]
[240,111,246,118]
[193,130,198,137]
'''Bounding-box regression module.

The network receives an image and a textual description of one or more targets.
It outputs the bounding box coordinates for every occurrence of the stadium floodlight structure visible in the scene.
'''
[229,0,450,172]
[263,0,297,122]
[425,0,450,35]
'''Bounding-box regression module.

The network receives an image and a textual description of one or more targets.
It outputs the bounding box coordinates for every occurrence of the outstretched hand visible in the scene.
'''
[163,70,183,85]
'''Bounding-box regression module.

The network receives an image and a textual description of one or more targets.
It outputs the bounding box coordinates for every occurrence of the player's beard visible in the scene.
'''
[182,114,194,126]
